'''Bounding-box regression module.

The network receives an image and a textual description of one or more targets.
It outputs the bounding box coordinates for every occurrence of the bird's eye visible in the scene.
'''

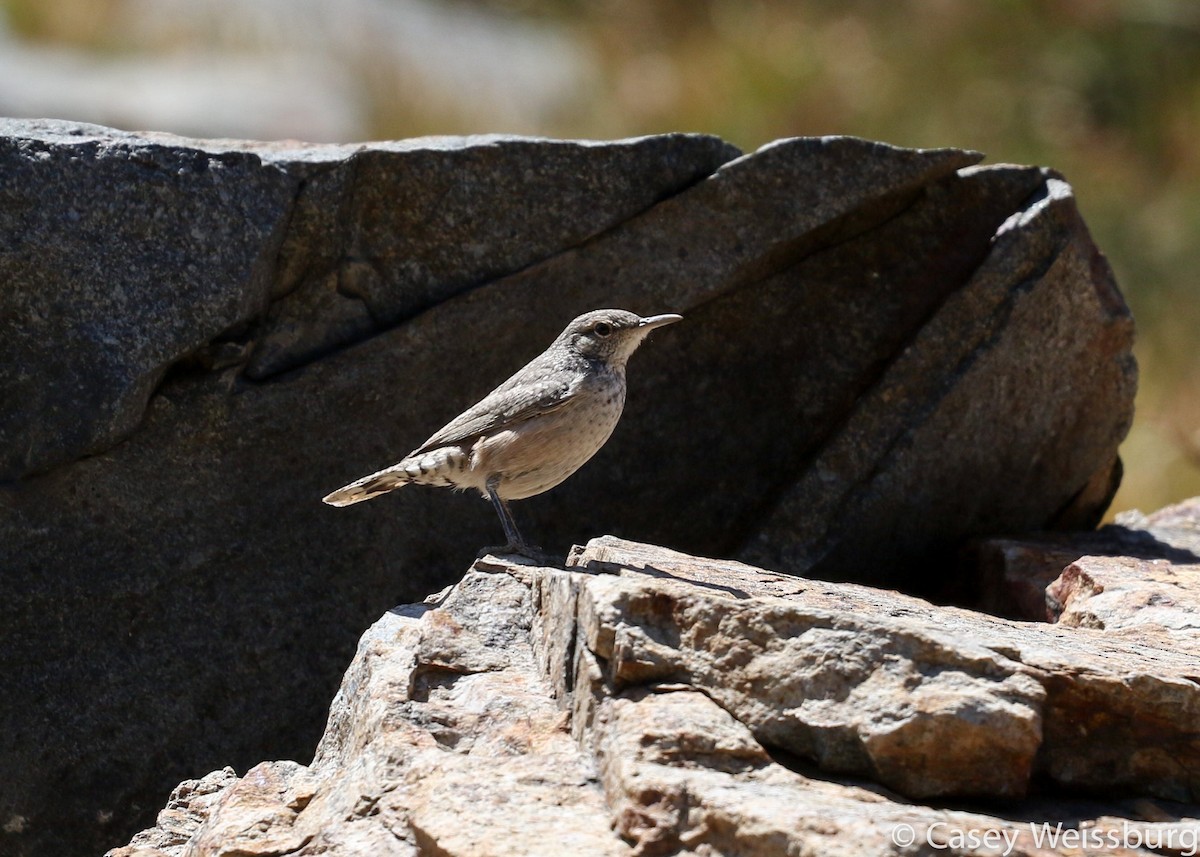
[594,322,613,337]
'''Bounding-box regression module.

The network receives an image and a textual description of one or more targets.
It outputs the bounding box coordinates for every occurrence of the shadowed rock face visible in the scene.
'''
[0,121,1134,856]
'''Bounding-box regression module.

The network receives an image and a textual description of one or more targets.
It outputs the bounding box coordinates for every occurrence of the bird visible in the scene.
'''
[322,308,682,555]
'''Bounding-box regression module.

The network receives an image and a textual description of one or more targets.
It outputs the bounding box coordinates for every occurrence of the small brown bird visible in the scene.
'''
[323,308,682,553]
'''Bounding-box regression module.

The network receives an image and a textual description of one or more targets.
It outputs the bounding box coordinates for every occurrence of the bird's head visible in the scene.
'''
[559,309,682,367]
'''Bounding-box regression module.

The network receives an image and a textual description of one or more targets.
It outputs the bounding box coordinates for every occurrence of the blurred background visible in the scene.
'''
[2,0,1197,516]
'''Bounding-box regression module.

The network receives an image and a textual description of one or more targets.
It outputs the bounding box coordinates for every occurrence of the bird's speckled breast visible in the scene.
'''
[470,367,627,500]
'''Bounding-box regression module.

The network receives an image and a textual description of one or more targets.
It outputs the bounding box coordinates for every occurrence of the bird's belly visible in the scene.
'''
[470,392,625,500]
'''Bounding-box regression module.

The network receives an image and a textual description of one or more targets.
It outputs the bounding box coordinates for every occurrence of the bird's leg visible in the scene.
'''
[485,475,529,554]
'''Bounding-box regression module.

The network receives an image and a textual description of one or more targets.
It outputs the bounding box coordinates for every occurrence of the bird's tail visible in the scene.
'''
[322,465,413,507]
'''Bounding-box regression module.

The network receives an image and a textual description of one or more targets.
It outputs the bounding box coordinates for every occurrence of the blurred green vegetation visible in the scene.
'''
[4,0,1198,515]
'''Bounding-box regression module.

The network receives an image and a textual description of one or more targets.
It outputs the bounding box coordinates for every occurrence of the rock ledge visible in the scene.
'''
[111,502,1200,857]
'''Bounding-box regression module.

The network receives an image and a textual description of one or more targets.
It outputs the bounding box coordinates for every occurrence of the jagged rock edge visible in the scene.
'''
[14,139,738,480]
[542,558,1178,809]
[234,138,973,386]
[732,169,1076,566]
[691,174,986,556]
[181,140,751,387]
[710,146,984,308]
[14,135,972,478]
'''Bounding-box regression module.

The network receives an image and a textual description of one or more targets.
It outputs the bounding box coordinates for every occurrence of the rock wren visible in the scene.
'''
[323,308,682,553]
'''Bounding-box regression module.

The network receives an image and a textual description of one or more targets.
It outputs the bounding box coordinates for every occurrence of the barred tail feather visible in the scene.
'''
[322,466,412,506]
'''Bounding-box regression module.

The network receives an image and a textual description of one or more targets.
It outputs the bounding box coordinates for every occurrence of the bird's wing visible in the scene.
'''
[414,370,576,453]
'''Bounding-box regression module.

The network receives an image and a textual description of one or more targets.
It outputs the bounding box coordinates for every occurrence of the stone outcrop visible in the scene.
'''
[1,122,1136,856]
[977,496,1200,623]
[110,500,1200,856]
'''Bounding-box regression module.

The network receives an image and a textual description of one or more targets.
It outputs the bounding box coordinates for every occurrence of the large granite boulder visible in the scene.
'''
[107,502,1200,856]
[1,121,1134,856]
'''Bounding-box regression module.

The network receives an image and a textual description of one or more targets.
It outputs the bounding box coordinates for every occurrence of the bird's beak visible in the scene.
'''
[638,313,683,331]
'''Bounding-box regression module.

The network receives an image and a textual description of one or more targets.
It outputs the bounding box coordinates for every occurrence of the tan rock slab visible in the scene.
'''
[111,530,1200,855]
[564,537,1200,801]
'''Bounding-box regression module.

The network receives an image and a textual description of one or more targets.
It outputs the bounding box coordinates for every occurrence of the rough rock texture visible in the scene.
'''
[976,496,1200,622]
[1,122,1136,856]
[110,523,1200,856]
[572,539,1200,806]
[0,121,738,478]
